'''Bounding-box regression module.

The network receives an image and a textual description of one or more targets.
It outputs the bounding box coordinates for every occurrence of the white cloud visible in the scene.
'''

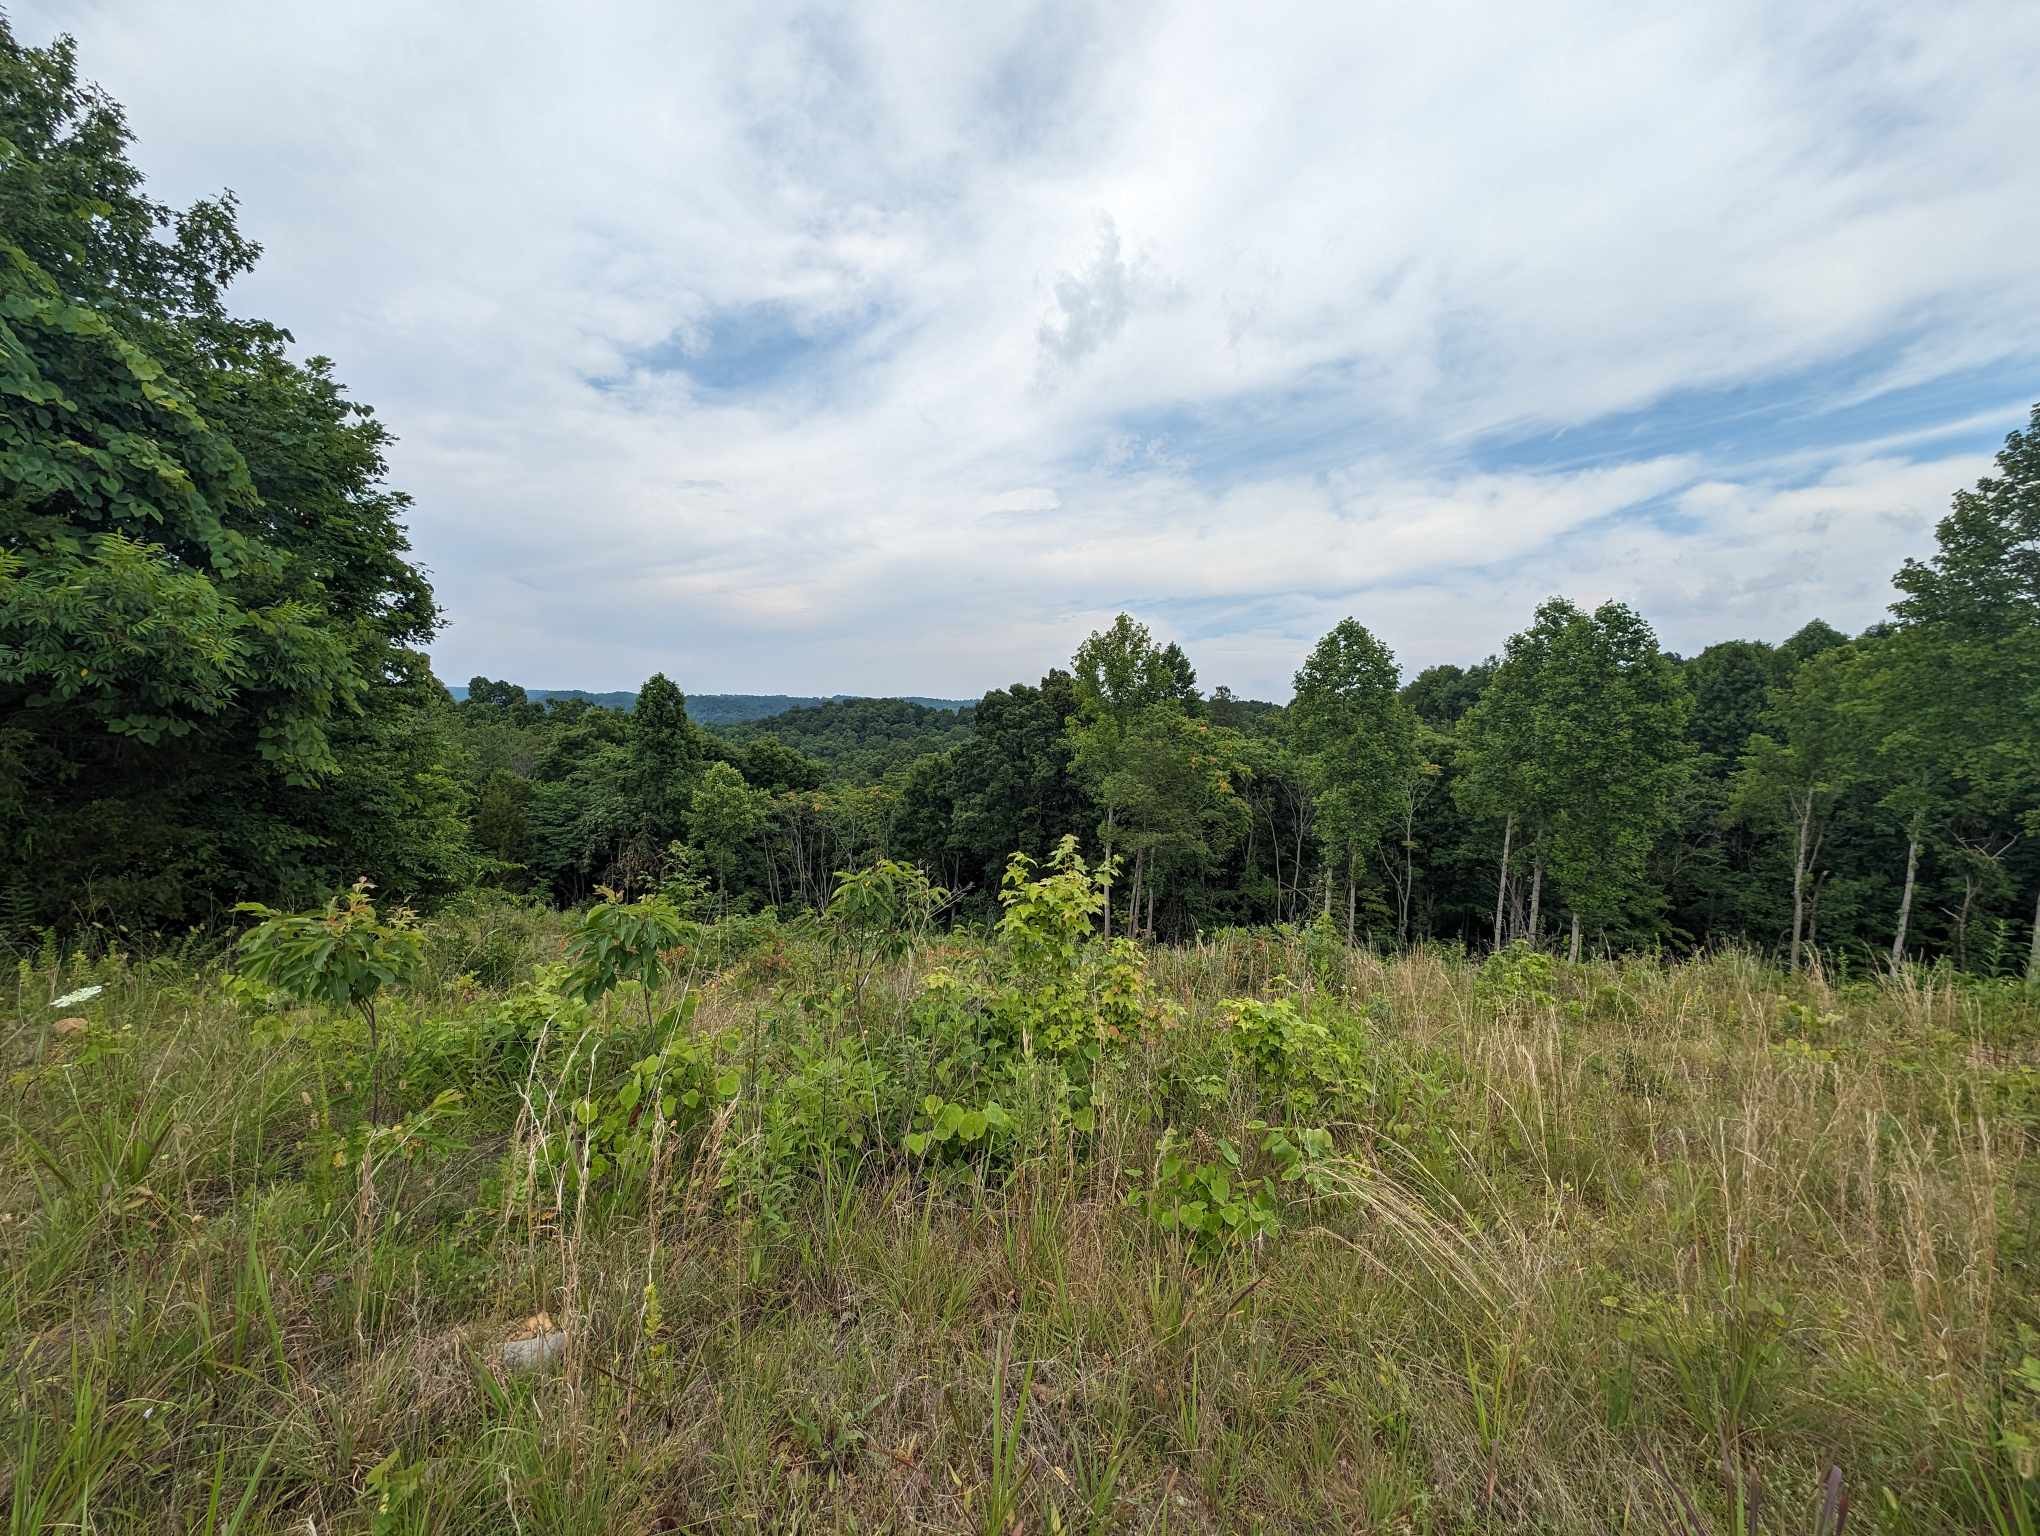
[19,0,2040,697]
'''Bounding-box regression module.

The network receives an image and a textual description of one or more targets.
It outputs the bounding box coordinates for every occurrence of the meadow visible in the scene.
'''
[5,858,2038,1534]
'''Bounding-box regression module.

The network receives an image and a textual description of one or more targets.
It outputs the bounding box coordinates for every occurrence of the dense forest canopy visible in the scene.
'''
[3,18,2036,977]
[445,685,973,726]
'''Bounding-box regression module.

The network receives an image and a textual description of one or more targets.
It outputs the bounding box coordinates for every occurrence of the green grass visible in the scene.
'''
[4,903,2038,1533]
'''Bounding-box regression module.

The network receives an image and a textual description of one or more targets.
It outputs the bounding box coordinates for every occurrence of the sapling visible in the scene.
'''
[235,878,424,1123]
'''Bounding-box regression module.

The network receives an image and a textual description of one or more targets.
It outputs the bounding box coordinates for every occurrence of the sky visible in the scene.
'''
[21,0,2040,700]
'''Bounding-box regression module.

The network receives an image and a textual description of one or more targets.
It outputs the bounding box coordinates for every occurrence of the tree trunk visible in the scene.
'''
[1889,825,1920,969]
[1492,813,1514,952]
[2028,884,2039,985]
[1954,874,1977,972]
[1346,866,1356,946]
[1528,861,1543,945]
[1101,806,1115,938]
[1294,814,1310,925]
[1569,912,1581,964]
[1789,794,1813,972]
[1399,790,1416,946]
[1129,847,1144,940]
[1146,882,1155,942]
[1267,820,1283,925]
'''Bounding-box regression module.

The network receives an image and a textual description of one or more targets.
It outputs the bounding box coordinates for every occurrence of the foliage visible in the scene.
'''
[1125,1129,1279,1255]
[563,892,687,1010]
[0,22,451,930]
[823,857,946,982]
[559,999,736,1190]
[233,878,423,1119]
[1476,942,1559,1012]
[717,695,974,783]
[1291,618,1422,935]
[1220,994,1360,1115]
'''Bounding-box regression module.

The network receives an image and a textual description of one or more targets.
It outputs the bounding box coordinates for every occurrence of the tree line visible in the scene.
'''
[446,449,2039,977]
[3,19,2035,973]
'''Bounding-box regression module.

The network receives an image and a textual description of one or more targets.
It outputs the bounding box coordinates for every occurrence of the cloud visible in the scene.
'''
[18,0,2040,698]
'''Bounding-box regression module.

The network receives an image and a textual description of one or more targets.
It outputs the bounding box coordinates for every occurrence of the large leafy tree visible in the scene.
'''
[1890,405,2040,977]
[1458,599,1689,955]
[1733,646,1866,971]
[1290,619,1420,942]
[689,760,765,899]
[0,23,465,928]
[1067,614,1200,935]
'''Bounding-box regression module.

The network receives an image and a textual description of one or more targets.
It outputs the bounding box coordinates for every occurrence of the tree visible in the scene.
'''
[1099,706,1250,937]
[1401,661,1494,729]
[1683,641,1780,769]
[631,674,697,831]
[0,21,456,929]
[1733,646,1864,970]
[1458,600,1690,957]
[1891,404,2040,979]
[1290,619,1420,942]
[689,760,764,898]
[1068,615,1200,935]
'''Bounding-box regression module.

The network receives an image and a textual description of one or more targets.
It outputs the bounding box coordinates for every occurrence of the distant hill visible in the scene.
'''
[444,684,973,726]
[719,695,978,781]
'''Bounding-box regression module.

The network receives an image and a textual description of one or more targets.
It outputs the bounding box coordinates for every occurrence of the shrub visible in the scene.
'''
[235,878,425,1122]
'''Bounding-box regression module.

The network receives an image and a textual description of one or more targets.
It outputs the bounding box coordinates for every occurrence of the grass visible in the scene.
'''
[4,900,2038,1533]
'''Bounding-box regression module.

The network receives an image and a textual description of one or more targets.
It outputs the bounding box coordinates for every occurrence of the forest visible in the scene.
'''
[5,20,2040,1535]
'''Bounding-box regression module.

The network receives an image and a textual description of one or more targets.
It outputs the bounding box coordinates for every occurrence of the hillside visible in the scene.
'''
[443,684,972,728]
[715,693,978,781]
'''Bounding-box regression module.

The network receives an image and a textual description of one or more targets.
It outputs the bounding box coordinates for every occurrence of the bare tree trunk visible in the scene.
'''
[1492,813,1514,952]
[1268,820,1283,924]
[1146,883,1155,942]
[1954,874,1977,971]
[1528,861,1543,945]
[1295,826,1308,922]
[1399,813,1415,946]
[2029,885,2040,984]
[1789,794,1813,971]
[1889,823,1920,969]
[1569,912,1581,964]
[1128,847,1143,940]
[1346,865,1356,946]
[1101,806,1115,938]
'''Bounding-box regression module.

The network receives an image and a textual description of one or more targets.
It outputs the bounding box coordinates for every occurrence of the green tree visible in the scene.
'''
[1290,619,1420,943]
[1105,706,1250,938]
[1733,646,1865,970]
[0,22,457,929]
[946,671,1091,896]
[235,880,424,1123]
[1068,615,1200,935]
[630,673,697,833]
[689,760,765,898]
[1401,660,1494,729]
[1891,404,2040,978]
[1458,599,1690,956]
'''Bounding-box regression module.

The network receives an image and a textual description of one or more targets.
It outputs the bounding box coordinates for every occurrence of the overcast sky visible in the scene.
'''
[22,1,2040,699]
